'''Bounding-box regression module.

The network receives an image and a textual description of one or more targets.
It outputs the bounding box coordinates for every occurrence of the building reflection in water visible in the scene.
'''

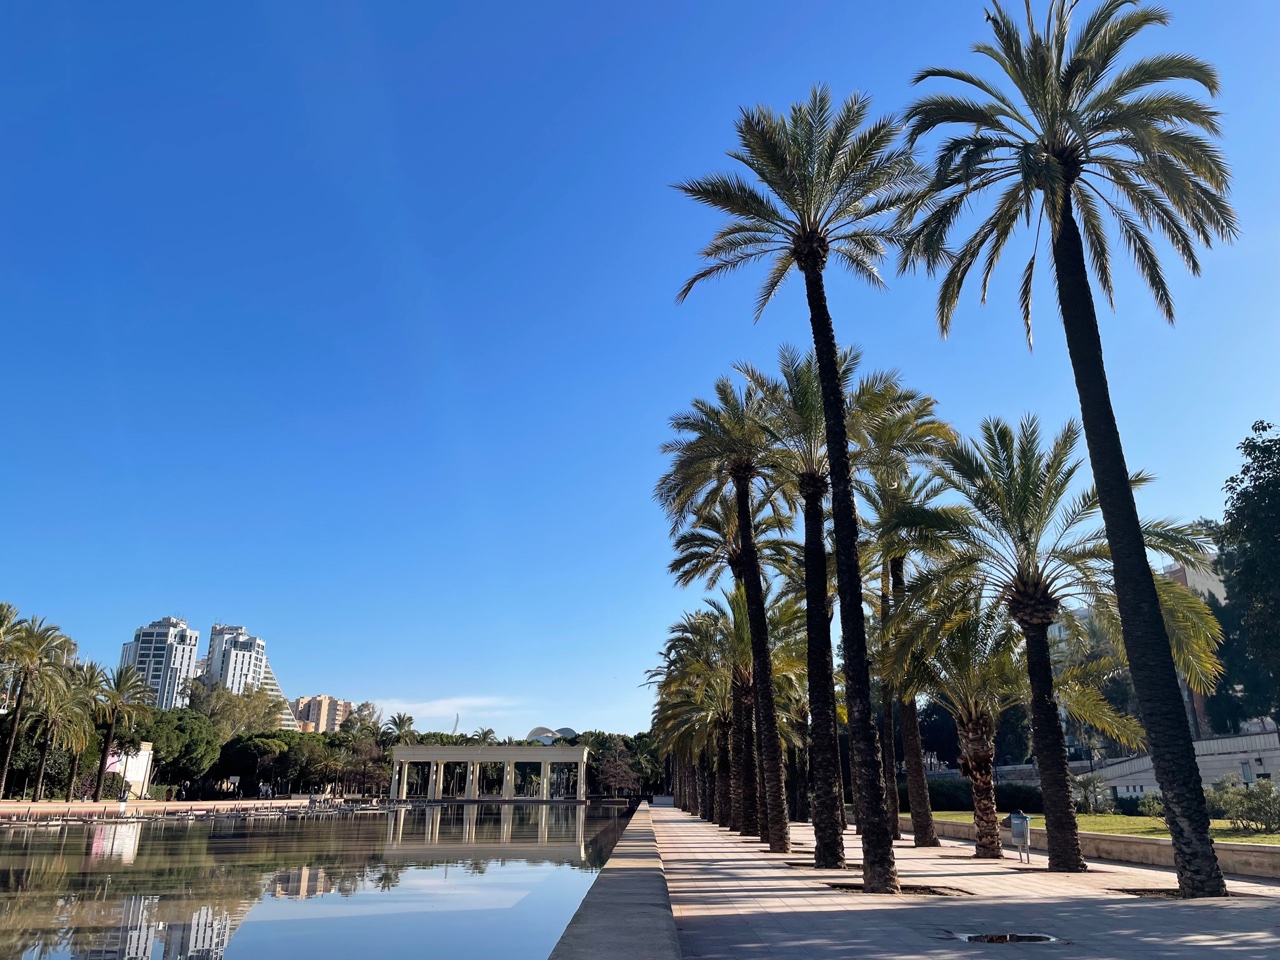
[12,803,622,960]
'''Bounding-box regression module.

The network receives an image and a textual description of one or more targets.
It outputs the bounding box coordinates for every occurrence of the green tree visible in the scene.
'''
[93,665,154,801]
[67,662,106,801]
[657,379,790,852]
[145,709,223,785]
[0,617,72,798]
[383,712,417,746]
[676,85,922,891]
[1220,422,1280,686]
[29,670,92,801]
[903,0,1236,897]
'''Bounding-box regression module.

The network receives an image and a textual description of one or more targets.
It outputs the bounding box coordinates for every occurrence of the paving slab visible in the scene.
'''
[652,805,1280,960]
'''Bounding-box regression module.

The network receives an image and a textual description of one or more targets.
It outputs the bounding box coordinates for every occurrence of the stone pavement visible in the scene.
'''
[651,805,1280,959]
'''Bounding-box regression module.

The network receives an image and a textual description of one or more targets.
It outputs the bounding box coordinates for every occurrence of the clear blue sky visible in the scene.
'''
[0,2,1274,739]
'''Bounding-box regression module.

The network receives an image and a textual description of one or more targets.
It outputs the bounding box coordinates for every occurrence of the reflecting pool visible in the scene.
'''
[0,802,630,959]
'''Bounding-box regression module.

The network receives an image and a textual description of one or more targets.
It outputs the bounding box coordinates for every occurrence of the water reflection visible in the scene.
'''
[0,803,629,960]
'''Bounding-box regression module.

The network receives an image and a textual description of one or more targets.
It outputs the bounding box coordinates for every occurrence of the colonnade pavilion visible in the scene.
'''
[389,743,590,801]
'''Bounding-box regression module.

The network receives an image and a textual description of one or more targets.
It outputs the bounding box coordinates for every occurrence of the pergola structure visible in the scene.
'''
[389,743,590,802]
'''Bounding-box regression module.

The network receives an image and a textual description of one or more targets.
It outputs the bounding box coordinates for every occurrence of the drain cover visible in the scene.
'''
[961,933,1059,943]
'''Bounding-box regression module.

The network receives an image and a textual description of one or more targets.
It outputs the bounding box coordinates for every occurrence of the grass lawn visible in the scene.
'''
[930,810,1280,846]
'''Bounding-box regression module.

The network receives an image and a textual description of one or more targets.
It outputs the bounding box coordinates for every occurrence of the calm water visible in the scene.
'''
[0,803,630,960]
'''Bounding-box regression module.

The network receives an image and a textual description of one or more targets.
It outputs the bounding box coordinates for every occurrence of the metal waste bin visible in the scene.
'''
[1010,813,1031,863]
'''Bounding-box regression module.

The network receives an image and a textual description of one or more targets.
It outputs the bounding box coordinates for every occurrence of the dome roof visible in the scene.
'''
[526,726,557,740]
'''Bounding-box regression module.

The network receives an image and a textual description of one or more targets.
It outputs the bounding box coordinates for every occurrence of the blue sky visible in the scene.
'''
[0,2,1274,739]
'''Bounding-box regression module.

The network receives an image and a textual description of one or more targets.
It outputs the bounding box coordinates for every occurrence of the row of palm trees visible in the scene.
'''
[0,604,154,802]
[653,359,1222,887]
[661,0,1235,898]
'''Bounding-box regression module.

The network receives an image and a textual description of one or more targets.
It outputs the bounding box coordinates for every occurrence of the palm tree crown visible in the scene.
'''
[676,84,921,313]
[903,0,1236,337]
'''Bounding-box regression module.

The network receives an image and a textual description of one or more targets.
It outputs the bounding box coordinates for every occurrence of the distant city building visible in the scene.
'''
[272,865,333,899]
[1160,559,1226,604]
[261,660,299,732]
[292,695,354,733]
[120,617,201,710]
[205,624,267,695]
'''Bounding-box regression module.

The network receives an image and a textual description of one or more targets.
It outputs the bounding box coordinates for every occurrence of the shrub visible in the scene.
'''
[1113,795,1142,816]
[1137,793,1165,819]
[1220,779,1280,833]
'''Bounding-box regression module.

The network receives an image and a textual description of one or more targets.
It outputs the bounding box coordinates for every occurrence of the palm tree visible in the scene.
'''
[470,727,498,745]
[67,662,106,801]
[383,713,417,746]
[30,670,91,801]
[676,86,923,890]
[656,378,791,852]
[92,665,154,801]
[851,380,954,846]
[898,415,1221,871]
[0,617,73,798]
[738,344,853,868]
[902,586,1025,858]
[903,0,1236,897]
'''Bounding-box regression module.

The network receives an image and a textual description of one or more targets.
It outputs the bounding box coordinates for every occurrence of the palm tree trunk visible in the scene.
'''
[800,264,897,891]
[1052,197,1225,898]
[755,732,768,841]
[733,476,789,852]
[800,478,845,865]
[716,731,732,828]
[94,717,118,802]
[899,697,939,846]
[735,683,758,836]
[698,750,712,821]
[880,689,901,839]
[795,737,809,823]
[1019,618,1085,871]
[891,558,937,845]
[959,715,1002,859]
[0,679,29,799]
[67,753,81,802]
[33,734,52,802]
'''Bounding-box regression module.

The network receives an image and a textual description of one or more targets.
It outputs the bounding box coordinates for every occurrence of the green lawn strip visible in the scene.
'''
[928,810,1280,845]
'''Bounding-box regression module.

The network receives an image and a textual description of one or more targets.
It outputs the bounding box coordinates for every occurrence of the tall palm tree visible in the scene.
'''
[851,380,954,846]
[30,669,91,802]
[903,586,1025,858]
[470,728,498,745]
[0,618,72,798]
[899,415,1220,871]
[738,344,855,868]
[67,662,106,801]
[92,665,154,801]
[383,713,417,746]
[903,0,1236,897]
[657,379,790,852]
[676,86,923,890]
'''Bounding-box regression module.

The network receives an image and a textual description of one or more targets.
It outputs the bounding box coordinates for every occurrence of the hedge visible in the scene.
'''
[897,778,1044,814]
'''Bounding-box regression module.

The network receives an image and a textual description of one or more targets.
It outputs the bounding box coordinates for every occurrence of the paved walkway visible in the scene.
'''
[652,805,1280,959]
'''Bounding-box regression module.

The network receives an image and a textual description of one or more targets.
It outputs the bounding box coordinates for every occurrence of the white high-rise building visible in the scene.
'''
[120,618,201,710]
[206,624,267,695]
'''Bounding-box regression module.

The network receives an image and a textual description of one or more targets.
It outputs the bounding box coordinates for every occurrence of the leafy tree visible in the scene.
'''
[903,0,1236,898]
[186,679,285,740]
[1221,422,1280,686]
[144,709,222,785]
[676,84,921,892]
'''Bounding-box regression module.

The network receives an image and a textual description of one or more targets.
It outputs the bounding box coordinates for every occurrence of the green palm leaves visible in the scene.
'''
[676,85,923,315]
[903,0,1236,339]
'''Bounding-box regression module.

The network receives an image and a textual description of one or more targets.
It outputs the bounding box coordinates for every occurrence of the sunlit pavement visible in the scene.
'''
[651,805,1280,959]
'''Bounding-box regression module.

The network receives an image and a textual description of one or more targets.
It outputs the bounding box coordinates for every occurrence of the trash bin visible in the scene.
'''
[1010,813,1031,863]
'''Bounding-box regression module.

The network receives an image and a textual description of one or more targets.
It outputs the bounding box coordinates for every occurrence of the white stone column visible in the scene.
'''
[398,762,409,800]
[464,761,476,800]
[540,761,551,801]
[576,761,586,801]
[502,761,515,799]
[427,762,439,800]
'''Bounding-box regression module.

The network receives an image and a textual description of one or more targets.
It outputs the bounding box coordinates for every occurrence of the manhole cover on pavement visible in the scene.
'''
[960,933,1060,943]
